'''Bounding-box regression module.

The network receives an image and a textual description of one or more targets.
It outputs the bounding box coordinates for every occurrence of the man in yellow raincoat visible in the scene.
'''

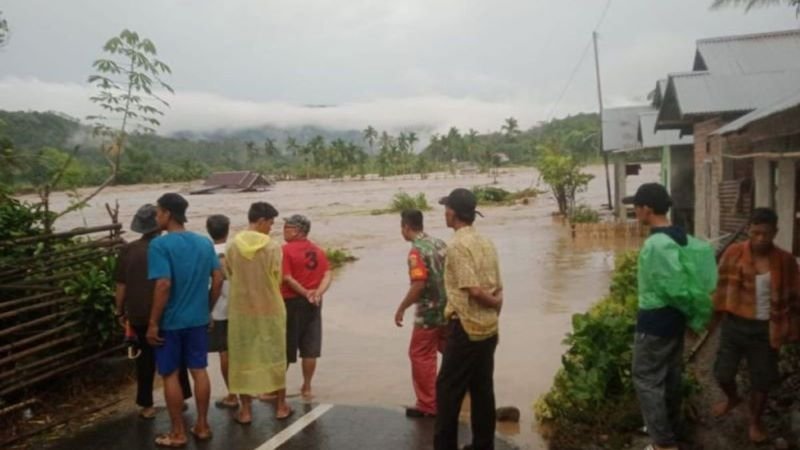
[226,202,292,423]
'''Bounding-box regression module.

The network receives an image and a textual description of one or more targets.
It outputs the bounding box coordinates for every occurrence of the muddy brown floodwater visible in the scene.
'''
[27,164,659,449]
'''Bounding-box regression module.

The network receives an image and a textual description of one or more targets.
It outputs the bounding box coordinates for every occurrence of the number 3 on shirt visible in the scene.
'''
[304,250,318,270]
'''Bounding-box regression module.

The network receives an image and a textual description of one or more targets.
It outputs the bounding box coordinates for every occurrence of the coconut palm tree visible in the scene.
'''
[711,0,799,12]
[363,125,378,153]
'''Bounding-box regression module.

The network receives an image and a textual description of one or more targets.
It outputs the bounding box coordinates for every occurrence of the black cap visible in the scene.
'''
[622,183,672,213]
[439,188,483,219]
[130,204,159,234]
[156,193,188,224]
[284,214,311,234]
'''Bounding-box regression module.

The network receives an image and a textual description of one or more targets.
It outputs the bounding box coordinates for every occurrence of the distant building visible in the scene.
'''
[190,171,273,195]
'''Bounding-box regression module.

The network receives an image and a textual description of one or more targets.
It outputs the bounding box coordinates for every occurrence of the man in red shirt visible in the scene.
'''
[281,214,332,399]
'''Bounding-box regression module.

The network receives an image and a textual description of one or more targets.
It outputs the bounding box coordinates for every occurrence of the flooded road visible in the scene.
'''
[31,164,658,449]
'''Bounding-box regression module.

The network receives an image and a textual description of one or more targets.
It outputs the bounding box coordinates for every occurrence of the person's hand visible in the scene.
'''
[146,324,164,346]
[208,321,215,332]
[307,290,320,306]
[395,308,405,327]
[493,289,504,314]
[116,313,126,329]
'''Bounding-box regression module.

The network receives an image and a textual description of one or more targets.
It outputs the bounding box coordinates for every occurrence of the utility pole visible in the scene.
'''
[593,31,613,210]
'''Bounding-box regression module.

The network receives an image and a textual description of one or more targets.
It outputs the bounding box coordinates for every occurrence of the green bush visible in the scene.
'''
[569,204,601,224]
[535,251,642,448]
[372,192,431,215]
[473,186,539,205]
[63,255,118,346]
[325,248,358,269]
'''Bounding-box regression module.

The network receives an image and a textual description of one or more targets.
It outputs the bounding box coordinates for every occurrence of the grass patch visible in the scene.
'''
[568,204,601,224]
[473,186,540,206]
[325,248,358,269]
[371,192,431,215]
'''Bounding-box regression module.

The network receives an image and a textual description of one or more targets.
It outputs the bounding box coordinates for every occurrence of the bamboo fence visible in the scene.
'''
[0,222,124,412]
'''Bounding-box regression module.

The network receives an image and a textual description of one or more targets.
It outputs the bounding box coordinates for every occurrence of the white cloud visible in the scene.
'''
[0,76,566,135]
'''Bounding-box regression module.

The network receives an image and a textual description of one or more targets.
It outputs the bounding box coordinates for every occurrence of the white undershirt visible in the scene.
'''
[755,272,771,321]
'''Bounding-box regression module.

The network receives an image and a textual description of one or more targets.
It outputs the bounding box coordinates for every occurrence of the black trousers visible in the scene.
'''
[133,325,192,408]
[434,320,498,450]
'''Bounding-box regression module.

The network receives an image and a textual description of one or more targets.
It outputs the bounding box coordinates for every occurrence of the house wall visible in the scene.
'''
[670,145,695,233]
[694,118,725,239]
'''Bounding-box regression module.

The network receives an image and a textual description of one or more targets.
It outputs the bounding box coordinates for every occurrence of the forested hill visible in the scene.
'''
[0,109,600,190]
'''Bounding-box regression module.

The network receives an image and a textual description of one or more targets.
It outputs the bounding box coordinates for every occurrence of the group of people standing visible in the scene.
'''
[114,187,504,450]
[627,183,800,450]
[114,193,330,448]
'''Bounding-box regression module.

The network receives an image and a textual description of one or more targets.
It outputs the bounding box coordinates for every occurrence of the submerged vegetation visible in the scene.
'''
[371,192,432,215]
[325,248,358,269]
[472,186,540,206]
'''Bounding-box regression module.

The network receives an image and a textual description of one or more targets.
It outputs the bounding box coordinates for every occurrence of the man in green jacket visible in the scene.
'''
[625,183,717,450]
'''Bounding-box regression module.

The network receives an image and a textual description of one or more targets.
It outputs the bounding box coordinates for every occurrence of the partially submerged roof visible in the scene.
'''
[693,29,800,75]
[655,70,800,130]
[638,112,693,148]
[714,89,800,136]
[602,105,653,152]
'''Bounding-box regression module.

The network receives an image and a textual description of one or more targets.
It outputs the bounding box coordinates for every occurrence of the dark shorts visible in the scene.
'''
[714,314,779,392]
[285,297,322,363]
[154,325,209,376]
[208,320,228,353]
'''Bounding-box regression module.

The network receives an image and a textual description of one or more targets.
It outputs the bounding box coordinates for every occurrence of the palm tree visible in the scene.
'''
[711,0,799,12]
[263,138,279,158]
[363,125,378,153]
[407,132,418,153]
[501,117,521,139]
[285,136,300,158]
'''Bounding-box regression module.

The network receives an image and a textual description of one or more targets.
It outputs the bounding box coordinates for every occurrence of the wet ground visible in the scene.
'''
[30,164,659,449]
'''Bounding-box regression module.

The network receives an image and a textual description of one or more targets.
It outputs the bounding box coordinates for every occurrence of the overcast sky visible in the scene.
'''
[0,0,797,135]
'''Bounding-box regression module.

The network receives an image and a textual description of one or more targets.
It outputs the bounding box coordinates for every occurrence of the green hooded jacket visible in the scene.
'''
[638,232,718,332]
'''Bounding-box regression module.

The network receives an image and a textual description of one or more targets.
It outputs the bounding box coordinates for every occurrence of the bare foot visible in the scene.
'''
[711,397,741,417]
[276,405,294,420]
[301,385,312,399]
[749,422,768,443]
[234,409,252,425]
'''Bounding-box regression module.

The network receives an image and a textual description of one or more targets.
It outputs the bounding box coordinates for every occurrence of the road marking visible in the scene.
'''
[255,403,334,450]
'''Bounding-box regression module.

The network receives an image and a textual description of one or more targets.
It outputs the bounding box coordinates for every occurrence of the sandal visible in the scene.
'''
[276,408,294,421]
[233,411,252,425]
[155,434,187,448]
[215,398,239,409]
[190,427,213,441]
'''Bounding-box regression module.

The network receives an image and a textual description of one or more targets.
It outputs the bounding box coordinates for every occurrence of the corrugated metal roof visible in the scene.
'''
[714,88,800,135]
[693,29,800,74]
[666,70,800,116]
[638,112,693,147]
[602,105,653,152]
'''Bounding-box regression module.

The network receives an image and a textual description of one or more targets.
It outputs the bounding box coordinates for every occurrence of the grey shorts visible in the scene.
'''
[714,314,778,392]
[208,320,228,353]
[285,297,321,363]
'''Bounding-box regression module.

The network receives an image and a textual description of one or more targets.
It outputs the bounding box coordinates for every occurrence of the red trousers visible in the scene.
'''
[410,325,446,414]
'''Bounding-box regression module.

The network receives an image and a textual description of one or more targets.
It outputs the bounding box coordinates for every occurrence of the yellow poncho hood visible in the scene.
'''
[234,230,271,260]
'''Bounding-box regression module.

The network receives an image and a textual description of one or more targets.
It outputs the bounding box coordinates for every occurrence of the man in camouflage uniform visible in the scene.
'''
[395,209,448,418]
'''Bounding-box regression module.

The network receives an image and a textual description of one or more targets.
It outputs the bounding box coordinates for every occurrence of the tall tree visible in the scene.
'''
[285,136,300,157]
[74,29,172,218]
[407,132,419,153]
[0,11,9,48]
[264,138,279,158]
[711,0,800,12]
[363,125,378,153]
[501,117,521,139]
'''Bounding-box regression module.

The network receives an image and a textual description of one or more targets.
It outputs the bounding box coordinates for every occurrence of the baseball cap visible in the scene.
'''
[156,193,188,224]
[622,183,672,213]
[439,188,484,219]
[284,214,311,234]
[130,204,160,234]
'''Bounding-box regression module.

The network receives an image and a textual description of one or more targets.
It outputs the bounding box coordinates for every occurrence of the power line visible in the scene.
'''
[544,0,612,121]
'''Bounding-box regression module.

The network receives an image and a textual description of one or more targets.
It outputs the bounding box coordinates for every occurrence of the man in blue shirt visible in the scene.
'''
[147,193,223,448]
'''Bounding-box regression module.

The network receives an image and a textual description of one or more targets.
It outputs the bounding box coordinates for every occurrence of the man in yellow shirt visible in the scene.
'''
[434,188,503,450]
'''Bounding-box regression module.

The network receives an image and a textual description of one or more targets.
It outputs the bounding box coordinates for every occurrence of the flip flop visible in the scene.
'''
[215,399,239,409]
[139,408,157,420]
[190,427,213,441]
[155,434,187,448]
[276,408,295,421]
[233,413,252,426]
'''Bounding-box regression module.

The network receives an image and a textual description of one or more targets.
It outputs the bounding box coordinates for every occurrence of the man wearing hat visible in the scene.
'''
[625,183,716,450]
[435,188,503,450]
[114,204,192,420]
[281,214,332,399]
[146,193,224,447]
